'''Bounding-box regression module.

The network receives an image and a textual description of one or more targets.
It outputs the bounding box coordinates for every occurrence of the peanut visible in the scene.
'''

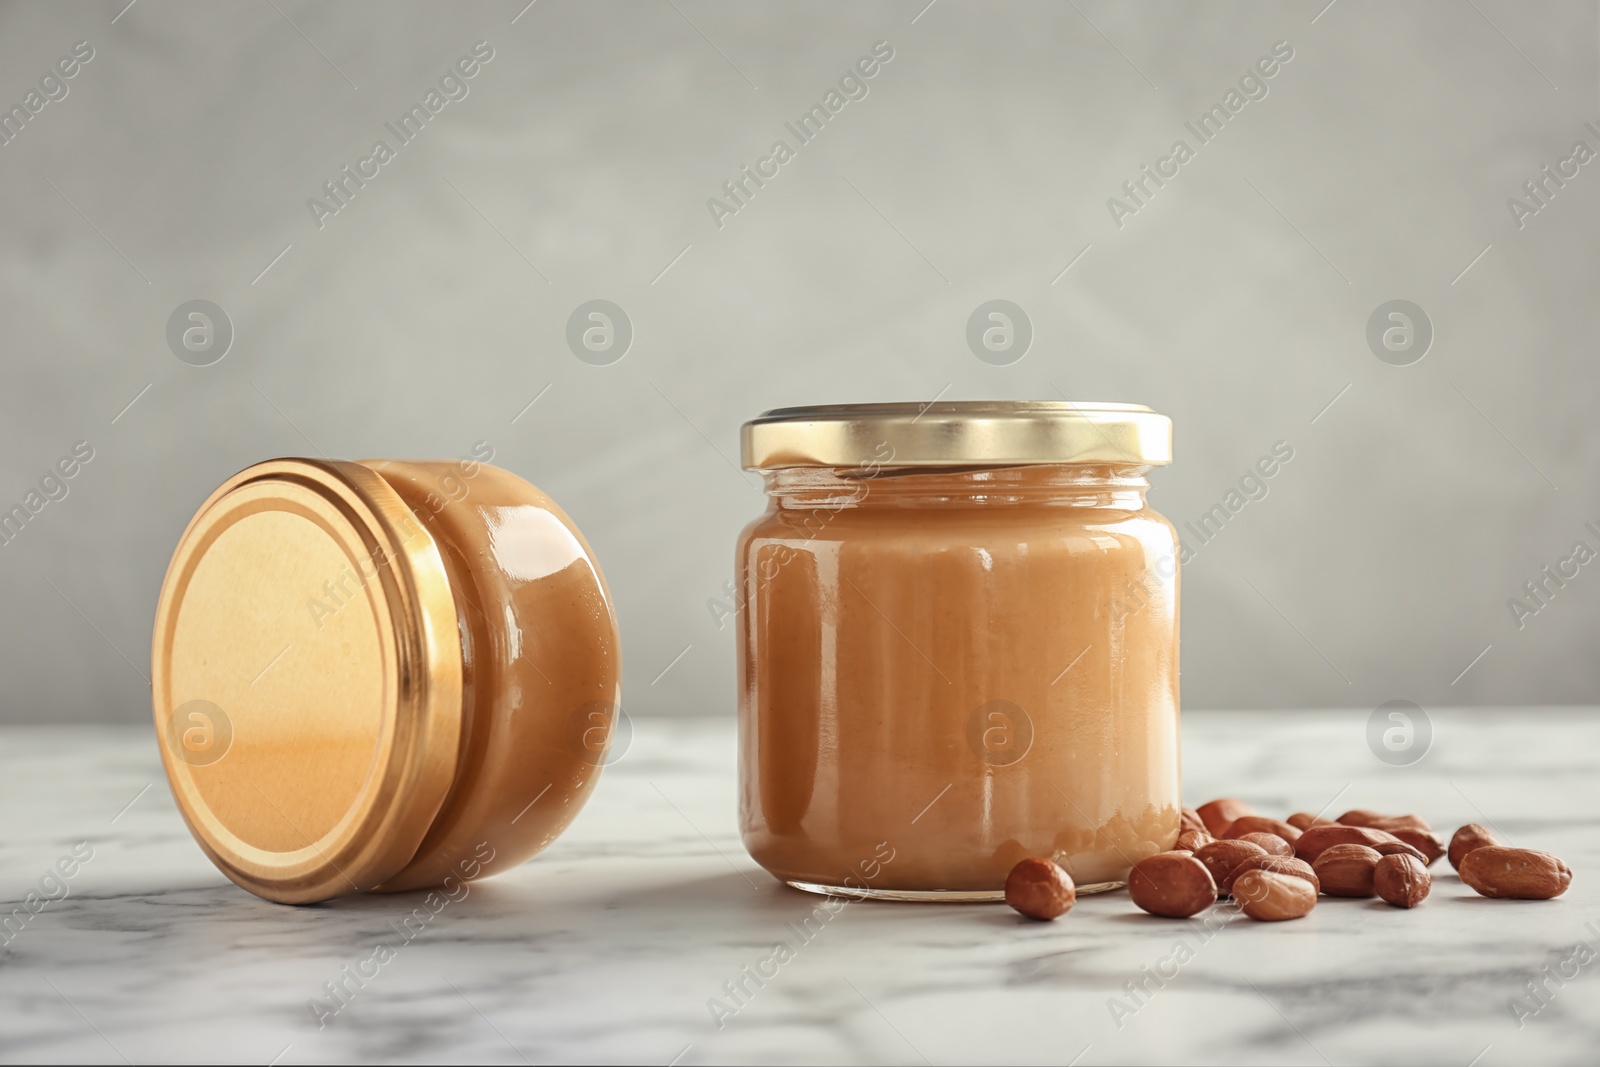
[1223,816,1303,844]
[1237,832,1293,858]
[1294,824,1408,864]
[1337,809,1433,833]
[1128,851,1218,918]
[1180,807,1208,836]
[1458,847,1572,900]
[1335,810,1444,865]
[1313,843,1383,897]
[1287,811,1337,831]
[1194,839,1268,896]
[1335,808,1390,827]
[1175,828,1214,853]
[1223,853,1320,896]
[1373,853,1430,908]
[1196,797,1255,838]
[1448,823,1501,871]
[1005,858,1076,920]
[1233,869,1317,921]
[1386,828,1446,866]
[1373,840,1429,863]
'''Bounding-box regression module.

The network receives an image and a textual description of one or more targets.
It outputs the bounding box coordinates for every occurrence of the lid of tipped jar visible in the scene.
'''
[150,458,464,904]
[741,401,1171,469]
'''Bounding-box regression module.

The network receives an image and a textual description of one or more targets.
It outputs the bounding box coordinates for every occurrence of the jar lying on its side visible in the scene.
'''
[151,457,621,904]
[736,402,1180,900]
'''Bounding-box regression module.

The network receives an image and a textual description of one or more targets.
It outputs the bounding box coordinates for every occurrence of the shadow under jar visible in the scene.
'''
[737,402,1180,900]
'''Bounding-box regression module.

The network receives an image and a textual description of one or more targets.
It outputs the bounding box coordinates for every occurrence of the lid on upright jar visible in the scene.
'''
[742,400,1171,470]
[150,459,463,904]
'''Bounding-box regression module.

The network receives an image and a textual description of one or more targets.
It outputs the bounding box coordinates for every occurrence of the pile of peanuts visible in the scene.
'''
[1003,798,1573,922]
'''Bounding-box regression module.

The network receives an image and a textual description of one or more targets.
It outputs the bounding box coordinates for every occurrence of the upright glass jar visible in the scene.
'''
[736,402,1179,900]
[152,457,621,904]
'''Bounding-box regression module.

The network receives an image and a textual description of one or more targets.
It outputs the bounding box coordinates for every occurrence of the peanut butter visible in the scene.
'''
[371,460,620,892]
[737,403,1179,898]
[151,457,620,904]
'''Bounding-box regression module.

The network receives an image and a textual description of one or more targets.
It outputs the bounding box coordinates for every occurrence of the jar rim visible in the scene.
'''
[151,458,464,903]
[742,400,1172,470]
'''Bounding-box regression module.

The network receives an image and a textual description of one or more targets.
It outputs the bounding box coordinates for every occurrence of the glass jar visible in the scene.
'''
[151,457,621,904]
[736,402,1179,900]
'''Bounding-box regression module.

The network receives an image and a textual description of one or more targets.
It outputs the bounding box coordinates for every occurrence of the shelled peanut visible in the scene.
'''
[1313,843,1382,897]
[1004,858,1077,920]
[1127,852,1217,918]
[1374,854,1430,908]
[1458,847,1571,900]
[1110,797,1572,922]
[1002,798,1572,924]
[1233,869,1317,921]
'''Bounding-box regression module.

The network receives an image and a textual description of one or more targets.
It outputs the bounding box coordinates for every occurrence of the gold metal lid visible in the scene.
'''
[151,459,463,904]
[741,400,1172,470]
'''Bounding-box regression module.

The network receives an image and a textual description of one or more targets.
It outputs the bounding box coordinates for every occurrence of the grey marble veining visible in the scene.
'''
[1,710,1597,1065]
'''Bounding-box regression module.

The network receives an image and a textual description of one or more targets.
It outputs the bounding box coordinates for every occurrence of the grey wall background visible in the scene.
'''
[1,0,1596,725]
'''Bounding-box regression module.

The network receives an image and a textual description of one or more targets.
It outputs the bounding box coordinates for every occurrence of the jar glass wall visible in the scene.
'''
[736,403,1180,900]
[151,457,621,904]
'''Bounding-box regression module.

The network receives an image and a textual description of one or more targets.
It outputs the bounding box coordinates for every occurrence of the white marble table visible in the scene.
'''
[2,710,1596,1066]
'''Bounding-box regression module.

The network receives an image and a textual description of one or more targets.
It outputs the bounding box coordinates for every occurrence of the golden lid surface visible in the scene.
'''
[151,459,463,904]
[741,401,1172,470]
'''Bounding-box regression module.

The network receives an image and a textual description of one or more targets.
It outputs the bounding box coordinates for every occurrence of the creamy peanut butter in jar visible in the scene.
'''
[151,457,621,904]
[736,402,1179,900]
